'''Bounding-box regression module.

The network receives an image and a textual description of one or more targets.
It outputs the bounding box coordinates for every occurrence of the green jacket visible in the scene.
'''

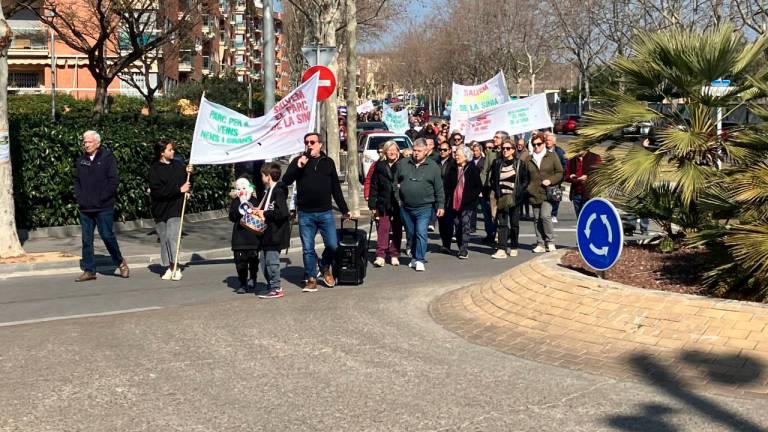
[395,156,445,209]
[526,151,564,205]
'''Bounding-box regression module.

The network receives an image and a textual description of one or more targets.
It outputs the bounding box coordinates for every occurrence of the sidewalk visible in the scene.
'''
[2,212,373,279]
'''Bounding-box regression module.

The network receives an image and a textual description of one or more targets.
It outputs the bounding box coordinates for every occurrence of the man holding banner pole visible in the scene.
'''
[283,132,350,292]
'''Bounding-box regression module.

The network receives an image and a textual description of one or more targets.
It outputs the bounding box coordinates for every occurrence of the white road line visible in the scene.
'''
[0,307,164,327]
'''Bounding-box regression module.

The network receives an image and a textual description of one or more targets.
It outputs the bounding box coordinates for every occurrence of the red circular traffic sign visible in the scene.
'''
[302,66,336,101]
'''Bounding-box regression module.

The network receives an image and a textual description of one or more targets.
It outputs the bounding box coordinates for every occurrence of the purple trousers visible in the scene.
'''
[375,209,402,258]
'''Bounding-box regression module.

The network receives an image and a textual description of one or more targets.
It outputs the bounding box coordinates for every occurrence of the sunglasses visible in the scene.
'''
[304,140,318,145]
[502,147,514,150]
[493,136,502,139]
[533,141,544,145]
[439,148,451,152]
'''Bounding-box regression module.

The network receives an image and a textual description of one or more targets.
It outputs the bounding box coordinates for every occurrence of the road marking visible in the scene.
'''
[0,307,164,327]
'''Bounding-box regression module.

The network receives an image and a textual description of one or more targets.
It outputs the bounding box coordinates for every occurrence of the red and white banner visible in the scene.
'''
[190,73,319,164]
[449,71,510,134]
[463,93,553,142]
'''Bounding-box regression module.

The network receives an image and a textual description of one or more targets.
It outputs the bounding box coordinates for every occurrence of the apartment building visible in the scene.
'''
[6,0,289,99]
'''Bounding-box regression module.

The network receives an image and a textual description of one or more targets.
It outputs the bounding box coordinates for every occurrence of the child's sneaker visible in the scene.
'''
[390,257,400,266]
[373,257,386,267]
[258,289,284,299]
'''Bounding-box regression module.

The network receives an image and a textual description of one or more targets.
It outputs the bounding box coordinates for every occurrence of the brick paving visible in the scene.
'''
[430,251,768,399]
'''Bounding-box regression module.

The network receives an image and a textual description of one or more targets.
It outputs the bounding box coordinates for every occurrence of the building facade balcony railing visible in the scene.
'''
[10,28,48,51]
[179,49,193,70]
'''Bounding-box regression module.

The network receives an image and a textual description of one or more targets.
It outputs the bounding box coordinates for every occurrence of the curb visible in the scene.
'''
[18,209,228,240]
[0,229,379,280]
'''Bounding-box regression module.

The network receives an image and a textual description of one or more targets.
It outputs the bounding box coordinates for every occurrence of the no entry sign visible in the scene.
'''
[302,66,336,101]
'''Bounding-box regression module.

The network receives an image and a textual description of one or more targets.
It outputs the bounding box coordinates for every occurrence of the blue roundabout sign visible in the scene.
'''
[576,198,624,271]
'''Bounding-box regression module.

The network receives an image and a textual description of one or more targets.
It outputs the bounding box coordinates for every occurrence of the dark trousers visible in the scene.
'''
[234,249,259,286]
[453,208,473,254]
[497,206,521,249]
[80,209,124,273]
[438,209,455,249]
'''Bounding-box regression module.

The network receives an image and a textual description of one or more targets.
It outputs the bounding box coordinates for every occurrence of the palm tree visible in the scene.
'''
[574,25,768,299]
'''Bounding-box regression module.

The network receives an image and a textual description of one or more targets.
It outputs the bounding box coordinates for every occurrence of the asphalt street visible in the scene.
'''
[1,200,766,430]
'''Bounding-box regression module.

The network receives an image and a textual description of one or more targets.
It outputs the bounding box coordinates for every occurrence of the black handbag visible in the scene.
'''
[546,185,563,203]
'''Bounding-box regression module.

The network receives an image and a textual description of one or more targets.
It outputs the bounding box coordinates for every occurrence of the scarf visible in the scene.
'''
[532,150,545,168]
[453,165,465,211]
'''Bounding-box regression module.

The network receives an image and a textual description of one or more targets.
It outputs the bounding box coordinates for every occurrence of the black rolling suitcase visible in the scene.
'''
[333,218,367,285]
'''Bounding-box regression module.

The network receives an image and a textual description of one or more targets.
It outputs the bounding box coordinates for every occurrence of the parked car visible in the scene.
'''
[356,121,388,141]
[358,132,413,178]
[553,115,580,134]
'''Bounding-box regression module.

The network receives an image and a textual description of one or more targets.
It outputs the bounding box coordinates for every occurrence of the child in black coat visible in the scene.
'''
[229,176,261,293]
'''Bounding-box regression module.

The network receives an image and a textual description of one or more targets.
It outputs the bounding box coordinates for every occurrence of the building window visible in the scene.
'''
[9,72,40,88]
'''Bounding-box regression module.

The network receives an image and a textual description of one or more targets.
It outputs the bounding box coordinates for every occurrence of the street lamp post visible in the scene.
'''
[47,12,56,121]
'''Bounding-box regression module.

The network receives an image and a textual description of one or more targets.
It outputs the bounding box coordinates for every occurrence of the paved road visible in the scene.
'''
[1,206,765,431]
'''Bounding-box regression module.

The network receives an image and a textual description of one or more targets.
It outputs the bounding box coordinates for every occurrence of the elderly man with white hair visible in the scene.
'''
[74,130,129,282]
[444,145,482,259]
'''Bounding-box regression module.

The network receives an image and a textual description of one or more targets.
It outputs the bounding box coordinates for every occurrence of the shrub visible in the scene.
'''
[10,111,233,229]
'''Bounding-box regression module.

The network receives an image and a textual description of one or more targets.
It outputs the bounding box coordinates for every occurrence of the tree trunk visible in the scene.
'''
[584,76,591,112]
[0,13,25,258]
[530,73,536,94]
[93,78,112,117]
[345,0,360,216]
[516,78,522,99]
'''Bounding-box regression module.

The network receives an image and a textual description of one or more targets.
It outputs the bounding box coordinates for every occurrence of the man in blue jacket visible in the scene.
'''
[74,130,129,282]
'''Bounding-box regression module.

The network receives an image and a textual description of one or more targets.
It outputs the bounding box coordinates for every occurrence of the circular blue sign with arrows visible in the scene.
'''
[576,198,624,271]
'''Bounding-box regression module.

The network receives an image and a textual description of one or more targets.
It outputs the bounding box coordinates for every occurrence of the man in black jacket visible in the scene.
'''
[283,132,351,292]
[73,130,129,282]
[436,141,457,253]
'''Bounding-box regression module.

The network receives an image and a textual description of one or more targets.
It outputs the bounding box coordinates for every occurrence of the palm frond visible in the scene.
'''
[723,224,768,276]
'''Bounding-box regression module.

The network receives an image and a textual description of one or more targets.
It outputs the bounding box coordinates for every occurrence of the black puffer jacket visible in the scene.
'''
[368,159,400,214]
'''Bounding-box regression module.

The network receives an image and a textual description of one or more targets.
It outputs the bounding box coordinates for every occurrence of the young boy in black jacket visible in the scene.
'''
[253,163,290,299]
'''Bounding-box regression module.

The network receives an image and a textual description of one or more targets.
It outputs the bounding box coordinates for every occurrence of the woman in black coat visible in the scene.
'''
[367,140,403,267]
[445,146,482,259]
[488,141,530,258]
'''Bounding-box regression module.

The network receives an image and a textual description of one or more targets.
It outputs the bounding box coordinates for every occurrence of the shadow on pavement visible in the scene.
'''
[605,351,767,432]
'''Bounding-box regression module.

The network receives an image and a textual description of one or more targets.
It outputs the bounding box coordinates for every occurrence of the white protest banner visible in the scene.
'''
[463,93,554,142]
[449,71,510,134]
[190,73,319,164]
[383,108,409,134]
[356,100,375,114]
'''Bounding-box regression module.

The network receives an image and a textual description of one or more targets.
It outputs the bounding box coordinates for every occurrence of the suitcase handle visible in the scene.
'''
[340,217,359,232]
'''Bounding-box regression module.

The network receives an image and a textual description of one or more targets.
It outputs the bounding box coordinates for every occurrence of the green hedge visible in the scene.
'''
[10,111,233,229]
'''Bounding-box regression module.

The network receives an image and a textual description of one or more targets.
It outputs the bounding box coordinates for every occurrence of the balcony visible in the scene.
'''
[9,27,48,54]
[179,49,193,71]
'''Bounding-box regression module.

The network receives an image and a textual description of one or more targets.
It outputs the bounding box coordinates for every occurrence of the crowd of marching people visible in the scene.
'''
[73,122,602,299]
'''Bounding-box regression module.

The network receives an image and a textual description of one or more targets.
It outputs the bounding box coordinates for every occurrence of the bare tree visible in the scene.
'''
[17,0,200,116]
[0,4,24,258]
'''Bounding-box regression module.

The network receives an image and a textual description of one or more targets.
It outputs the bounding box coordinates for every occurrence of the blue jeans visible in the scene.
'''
[572,194,585,218]
[262,250,281,290]
[400,206,433,262]
[480,197,496,237]
[298,210,338,278]
[80,209,124,273]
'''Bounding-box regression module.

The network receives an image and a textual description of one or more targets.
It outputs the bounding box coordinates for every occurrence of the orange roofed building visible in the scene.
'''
[5,0,289,100]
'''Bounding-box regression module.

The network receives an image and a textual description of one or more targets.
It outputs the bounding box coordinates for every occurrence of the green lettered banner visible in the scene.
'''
[190,73,319,164]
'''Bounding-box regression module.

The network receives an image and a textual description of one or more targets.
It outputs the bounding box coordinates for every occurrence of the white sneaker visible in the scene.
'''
[390,257,400,266]
[547,243,557,252]
[161,268,173,280]
[428,225,435,232]
[408,260,417,269]
[491,249,508,259]
[414,261,426,272]
[552,216,558,223]
[373,257,385,267]
[507,248,518,257]
[533,244,547,253]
